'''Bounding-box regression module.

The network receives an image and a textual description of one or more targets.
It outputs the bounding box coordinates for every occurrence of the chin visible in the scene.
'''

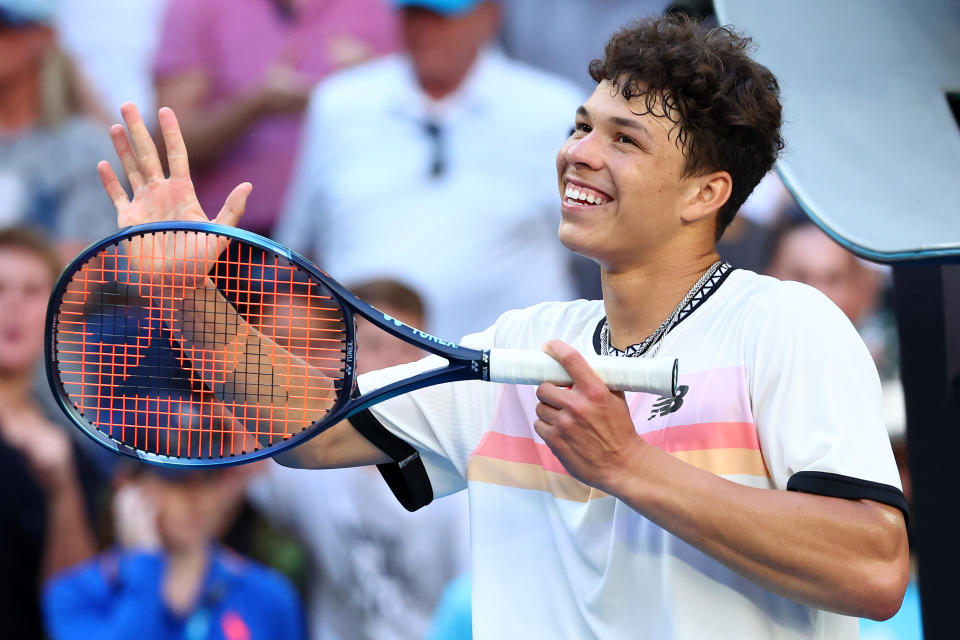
[558,222,602,262]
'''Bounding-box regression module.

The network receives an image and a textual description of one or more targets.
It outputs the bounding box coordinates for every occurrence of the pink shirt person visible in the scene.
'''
[153,0,397,235]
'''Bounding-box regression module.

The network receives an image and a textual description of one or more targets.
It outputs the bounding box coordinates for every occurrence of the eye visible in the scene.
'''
[570,122,591,137]
[617,134,638,147]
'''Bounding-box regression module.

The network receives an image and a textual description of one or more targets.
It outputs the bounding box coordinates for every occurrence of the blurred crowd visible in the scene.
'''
[0,0,919,638]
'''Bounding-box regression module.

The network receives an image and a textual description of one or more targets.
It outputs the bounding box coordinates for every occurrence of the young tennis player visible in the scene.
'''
[97,14,909,639]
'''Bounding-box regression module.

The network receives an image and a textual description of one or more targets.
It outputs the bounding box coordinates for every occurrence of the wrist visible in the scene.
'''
[600,435,652,498]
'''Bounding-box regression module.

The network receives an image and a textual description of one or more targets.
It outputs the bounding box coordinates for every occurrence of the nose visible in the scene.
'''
[563,130,603,171]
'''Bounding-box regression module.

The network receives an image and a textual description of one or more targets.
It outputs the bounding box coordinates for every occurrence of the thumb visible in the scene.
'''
[214,182,253,228]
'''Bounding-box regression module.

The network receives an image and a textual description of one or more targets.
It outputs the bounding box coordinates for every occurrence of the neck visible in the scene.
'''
[163,543,210,615]
[167,541,209,569]
[0,68,42,133]
[601,250,722,350]
[0,369,36,413]
[420,73,466,102]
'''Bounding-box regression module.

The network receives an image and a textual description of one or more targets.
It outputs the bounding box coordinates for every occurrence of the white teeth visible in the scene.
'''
[564,183,609,205]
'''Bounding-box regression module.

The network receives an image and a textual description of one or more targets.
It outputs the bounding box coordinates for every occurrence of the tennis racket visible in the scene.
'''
[45,222,678,467]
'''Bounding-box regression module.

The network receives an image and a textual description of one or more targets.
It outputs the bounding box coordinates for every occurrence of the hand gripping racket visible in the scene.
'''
[45,222,678,467]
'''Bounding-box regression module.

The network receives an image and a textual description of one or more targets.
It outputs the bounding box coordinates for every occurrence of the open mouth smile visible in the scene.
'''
[563,180,612,207]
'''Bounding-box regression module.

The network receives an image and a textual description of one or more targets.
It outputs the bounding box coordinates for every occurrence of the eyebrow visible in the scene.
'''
[577,106,653,142]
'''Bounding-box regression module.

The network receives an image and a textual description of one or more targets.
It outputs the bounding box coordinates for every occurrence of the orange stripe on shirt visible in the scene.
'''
[641,421,761,453]
[466,455,608,502]
[467,422,769,499]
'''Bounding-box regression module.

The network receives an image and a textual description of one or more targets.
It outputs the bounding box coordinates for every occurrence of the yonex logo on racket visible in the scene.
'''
[384,314,460,349]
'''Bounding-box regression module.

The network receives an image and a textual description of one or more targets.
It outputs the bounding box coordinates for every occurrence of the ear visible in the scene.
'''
[680,171,732,225]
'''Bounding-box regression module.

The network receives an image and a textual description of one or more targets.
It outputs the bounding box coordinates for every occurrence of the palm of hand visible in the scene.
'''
[121,176,226,291]
[98,104,251,295]
[118,175,207,228]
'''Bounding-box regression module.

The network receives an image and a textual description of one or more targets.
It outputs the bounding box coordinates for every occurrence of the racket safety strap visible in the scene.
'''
[349,388,433,512]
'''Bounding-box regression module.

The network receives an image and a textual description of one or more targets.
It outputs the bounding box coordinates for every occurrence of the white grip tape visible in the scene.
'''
[488,348,677,396]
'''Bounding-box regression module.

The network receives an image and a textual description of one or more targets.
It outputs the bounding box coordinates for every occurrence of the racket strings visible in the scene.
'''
[53,230,350,459]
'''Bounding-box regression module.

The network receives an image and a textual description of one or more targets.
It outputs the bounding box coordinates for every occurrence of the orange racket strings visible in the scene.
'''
[54,231,349,459]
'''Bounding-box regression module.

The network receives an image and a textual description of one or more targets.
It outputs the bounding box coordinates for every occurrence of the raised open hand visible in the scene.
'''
[98,103,251,228]
[96,104,253,300]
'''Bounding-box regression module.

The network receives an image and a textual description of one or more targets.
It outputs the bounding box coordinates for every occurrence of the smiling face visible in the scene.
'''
[556,81,726,272]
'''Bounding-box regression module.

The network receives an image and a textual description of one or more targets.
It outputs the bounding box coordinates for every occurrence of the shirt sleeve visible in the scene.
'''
[152,0,215,78]
[355,326,501,500]
[749,282,907,517]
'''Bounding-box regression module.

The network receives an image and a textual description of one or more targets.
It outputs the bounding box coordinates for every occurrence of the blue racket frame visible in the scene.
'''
[45,221,490,468]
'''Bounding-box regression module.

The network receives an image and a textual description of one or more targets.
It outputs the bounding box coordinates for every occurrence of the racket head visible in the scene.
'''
[45,222,359,467]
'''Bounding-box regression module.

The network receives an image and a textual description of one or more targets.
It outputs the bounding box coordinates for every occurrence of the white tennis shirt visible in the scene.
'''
[357,268,906,639]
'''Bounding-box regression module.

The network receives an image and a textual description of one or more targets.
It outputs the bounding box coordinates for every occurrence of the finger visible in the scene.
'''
[120,102,164,182]
[533,419,557,445]
[97,160,130,215]
[214,182,253,228]
[158,107,190,180]
[542,339,604,392]
[109,124,144,191]
[536,381,569,409]
[534,401,563,425]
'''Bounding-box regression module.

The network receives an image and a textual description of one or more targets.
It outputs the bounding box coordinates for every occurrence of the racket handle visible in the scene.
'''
[487,348,678,396]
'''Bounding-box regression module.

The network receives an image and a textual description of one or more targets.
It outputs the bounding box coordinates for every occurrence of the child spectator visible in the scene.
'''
[44,465,306,640]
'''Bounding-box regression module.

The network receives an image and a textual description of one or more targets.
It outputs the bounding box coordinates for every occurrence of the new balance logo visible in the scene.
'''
[649,385,689,420]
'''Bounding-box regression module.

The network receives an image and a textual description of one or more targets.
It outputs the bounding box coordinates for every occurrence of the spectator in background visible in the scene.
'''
[498,0,670,94]
[56,0,170,126]
[153,0,398,236]
[249,278,470,640]
[765,218,896,378]
[44,465,306,640]
[717,171,798,272]
[0,227,100,639]
[0,1,119,256]
[275,0,581,342]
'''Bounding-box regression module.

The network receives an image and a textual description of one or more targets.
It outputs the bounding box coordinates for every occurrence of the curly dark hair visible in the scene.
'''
[589,14,784,239]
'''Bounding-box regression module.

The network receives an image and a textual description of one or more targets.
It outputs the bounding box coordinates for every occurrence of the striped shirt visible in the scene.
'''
[359,268,906,639]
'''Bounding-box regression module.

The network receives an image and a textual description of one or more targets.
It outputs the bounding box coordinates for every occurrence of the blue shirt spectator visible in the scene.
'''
[44,547,305,640]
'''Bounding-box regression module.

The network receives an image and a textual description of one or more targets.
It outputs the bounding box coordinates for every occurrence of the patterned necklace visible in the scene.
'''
[600,261,730,358]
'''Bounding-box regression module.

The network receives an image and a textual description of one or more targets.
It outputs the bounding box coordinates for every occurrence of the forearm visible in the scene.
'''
[41,481,97,581]
[156,77,266,170]
[169,281,334,428]
[610,442,909,620]
[273,418,391,469]
[179,96,266,168]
